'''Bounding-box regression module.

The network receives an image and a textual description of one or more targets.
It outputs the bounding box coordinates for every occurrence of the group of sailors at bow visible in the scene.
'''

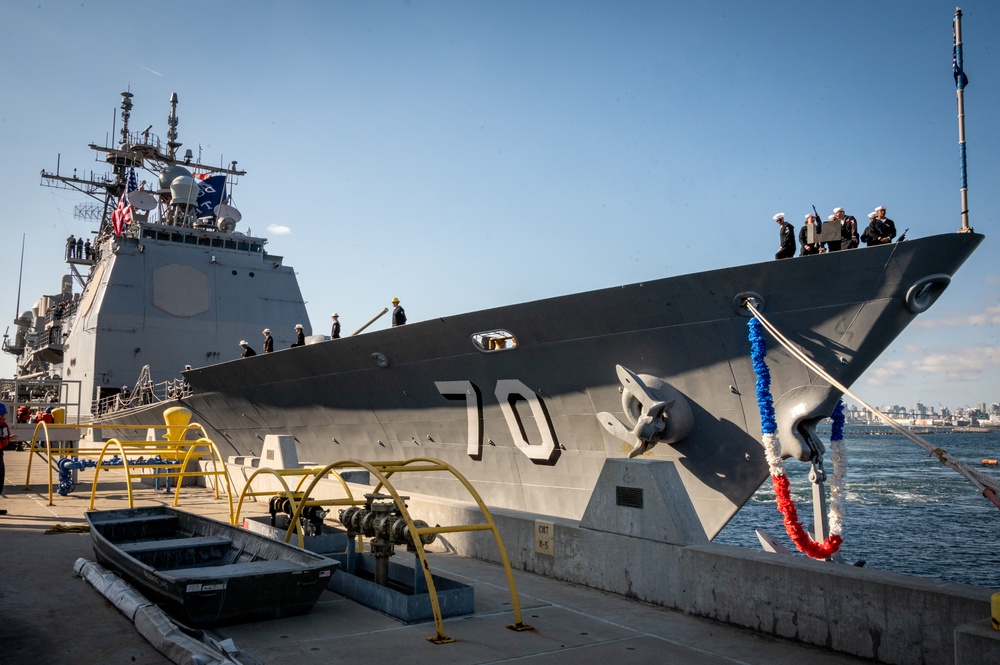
[773,206,898,259]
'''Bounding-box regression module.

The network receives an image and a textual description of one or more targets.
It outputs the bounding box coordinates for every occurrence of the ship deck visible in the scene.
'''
[0,450,872,665]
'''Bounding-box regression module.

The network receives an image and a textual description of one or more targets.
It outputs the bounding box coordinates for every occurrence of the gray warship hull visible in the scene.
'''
[99,231,983,540]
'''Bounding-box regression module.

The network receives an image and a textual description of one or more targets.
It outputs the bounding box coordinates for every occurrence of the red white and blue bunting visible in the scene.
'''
[749,316,844,559]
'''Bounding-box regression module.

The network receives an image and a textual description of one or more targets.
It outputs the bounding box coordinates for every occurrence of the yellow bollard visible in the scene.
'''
[993,592,1000,631]
[51,407,65,424]
[163,406,193,441]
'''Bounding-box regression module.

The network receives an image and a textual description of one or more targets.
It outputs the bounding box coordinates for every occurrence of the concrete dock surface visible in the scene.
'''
[0,449,873,665]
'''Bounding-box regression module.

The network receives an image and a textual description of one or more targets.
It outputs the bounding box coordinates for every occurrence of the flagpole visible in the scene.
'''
[954,7,971,233]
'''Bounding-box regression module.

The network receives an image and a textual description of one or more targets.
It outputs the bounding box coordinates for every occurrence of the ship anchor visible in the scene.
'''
[597,365,693,457]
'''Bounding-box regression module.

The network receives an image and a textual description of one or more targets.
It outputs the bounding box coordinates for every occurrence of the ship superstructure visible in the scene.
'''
[3,92,309,418]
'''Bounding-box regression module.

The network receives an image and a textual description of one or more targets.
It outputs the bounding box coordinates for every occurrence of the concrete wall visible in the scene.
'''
[404,496,997,665]
[199,453,998,664]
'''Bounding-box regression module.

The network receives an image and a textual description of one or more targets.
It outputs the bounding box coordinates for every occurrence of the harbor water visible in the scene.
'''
[716,429,1000,590]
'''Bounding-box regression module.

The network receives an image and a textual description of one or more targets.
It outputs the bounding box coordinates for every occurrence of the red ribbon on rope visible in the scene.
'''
[771,474,843,559]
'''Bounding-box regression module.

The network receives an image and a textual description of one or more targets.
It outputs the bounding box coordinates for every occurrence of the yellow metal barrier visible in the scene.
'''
[22,419,233,518]
[24,422,108,505]
[86,435,235,522]
[234,456,532,644]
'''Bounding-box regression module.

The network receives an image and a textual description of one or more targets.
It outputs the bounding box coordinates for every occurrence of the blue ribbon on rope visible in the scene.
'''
[831,400,845,442]
[748,317,777,435]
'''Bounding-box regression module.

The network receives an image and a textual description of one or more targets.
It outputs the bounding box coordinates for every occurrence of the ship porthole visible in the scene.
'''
[905,274,951,314]
[371,352,390,368]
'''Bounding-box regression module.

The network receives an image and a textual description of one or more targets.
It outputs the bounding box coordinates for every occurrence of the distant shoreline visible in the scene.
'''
[817,425,1000,436]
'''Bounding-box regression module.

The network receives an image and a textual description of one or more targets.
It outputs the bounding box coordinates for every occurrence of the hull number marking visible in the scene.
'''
[435,379,557,461]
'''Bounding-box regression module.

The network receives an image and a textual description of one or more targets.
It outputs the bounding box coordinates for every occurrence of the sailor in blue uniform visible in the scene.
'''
[799,213,821,256]
[862,205,896,246]
[773,213,795,259]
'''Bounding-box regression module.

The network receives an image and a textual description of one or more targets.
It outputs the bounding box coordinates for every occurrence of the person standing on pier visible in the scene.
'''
[0,406,10,502]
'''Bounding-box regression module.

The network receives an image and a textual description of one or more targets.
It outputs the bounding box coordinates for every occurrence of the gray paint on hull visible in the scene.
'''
[102,232,983,540]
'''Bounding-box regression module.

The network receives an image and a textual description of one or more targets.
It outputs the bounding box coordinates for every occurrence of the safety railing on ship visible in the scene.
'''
[93,378,190,415]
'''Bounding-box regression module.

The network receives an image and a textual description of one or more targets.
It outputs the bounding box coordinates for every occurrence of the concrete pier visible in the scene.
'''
[1,450,996,664]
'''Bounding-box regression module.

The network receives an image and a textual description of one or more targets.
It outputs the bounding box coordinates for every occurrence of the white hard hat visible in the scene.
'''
[239,340,247,346]
[263,328,270,334]
[295,324,303,330]
[332,313,339,317]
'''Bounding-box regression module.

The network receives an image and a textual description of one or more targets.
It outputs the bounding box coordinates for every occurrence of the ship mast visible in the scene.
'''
[39,92,247,237]
[953,7,972,233]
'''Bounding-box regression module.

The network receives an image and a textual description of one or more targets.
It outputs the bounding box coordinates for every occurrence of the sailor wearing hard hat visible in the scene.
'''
[331,313,341,339]
[391,297,407,327]
[291,324,305,347]
[262,328,274,353]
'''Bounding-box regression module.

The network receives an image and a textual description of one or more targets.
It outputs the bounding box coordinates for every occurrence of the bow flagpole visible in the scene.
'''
[953,7,972,233]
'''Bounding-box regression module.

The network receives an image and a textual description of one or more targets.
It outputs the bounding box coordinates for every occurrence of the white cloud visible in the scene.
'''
[864,365,905,387]
[267,224,292,235]
[913,311,999,329]
[865,345,1000,387]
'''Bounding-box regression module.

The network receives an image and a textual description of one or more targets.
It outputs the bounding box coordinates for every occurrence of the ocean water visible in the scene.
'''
[715,430,1000,590]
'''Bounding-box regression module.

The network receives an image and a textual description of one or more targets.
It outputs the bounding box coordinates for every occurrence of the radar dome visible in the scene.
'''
[158,165,192,193]
[170,175,199,207]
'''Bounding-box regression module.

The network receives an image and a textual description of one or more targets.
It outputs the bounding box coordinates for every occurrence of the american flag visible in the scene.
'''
[111,167,138,236]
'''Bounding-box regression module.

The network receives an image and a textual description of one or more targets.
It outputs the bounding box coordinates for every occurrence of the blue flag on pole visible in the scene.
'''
[952,45,968,88]
[196,175,227,219]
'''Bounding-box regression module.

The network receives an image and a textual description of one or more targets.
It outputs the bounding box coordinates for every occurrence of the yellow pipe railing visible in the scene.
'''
[233,456,532,644]
[24,422,213,502]
[86,435,235,522]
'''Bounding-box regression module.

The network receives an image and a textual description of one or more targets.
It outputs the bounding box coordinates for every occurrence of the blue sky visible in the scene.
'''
[0,1,997,412]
